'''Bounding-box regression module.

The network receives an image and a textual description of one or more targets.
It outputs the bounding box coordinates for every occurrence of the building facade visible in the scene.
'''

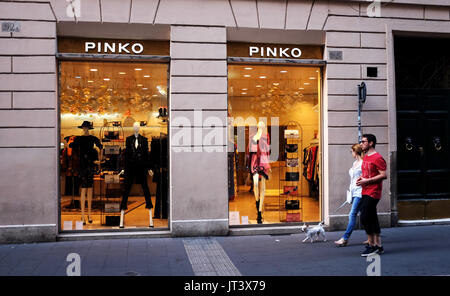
[0,0,449,243]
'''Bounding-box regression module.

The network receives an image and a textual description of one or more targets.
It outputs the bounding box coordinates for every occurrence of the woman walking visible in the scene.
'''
[334,144,363,246]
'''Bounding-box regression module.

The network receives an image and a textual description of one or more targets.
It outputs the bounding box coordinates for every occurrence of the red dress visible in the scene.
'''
[246,132,271,180]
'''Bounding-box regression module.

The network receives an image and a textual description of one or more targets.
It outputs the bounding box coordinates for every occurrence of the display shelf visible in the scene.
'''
[279,121,303,223]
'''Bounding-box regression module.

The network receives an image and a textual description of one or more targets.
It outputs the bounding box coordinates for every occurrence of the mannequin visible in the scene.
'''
[70,121,103,225]
[119,122,154,228]
[247,121,271,224]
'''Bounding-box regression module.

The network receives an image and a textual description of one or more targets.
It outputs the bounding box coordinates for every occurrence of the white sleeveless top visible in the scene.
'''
[349,160,362,198]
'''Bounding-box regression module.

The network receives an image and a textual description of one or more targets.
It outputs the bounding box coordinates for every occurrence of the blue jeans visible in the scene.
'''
[342,196,362,240]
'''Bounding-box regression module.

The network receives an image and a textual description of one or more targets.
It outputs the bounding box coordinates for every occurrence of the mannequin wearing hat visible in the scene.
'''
[70,121,103,225]
[118,122,154,228]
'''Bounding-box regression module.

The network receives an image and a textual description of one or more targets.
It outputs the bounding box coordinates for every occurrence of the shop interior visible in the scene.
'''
[59,61,168,231]
[228,64,321,225]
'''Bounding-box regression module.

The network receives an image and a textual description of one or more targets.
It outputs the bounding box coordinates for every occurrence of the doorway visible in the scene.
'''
[395,36,450,220]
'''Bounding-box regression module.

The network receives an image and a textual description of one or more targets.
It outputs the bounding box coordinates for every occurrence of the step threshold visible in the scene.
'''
[229,225,303,236]
[57,230,172,241]
[398,218,450,226]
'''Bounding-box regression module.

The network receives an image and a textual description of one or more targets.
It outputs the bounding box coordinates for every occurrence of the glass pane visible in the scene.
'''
[59,61,168,230]
[227,64,321,225]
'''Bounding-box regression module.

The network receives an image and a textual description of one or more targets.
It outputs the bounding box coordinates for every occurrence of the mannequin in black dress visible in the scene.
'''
[70,121,103,225]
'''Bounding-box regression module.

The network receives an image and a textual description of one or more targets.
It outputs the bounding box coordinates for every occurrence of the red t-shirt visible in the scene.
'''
[361,152,387,199]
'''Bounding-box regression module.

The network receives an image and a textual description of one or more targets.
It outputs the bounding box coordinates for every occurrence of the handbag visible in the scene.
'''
[284,129,299,139]
[283,186,298,196]
[286,213,301,222]
[286,158,299,167]
[285,172,299,181]
[285,144,298,153]
[285,199,300,210]
[346,190,352,204]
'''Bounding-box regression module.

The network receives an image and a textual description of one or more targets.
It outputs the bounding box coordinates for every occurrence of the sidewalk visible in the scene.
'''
[0,224,449,276]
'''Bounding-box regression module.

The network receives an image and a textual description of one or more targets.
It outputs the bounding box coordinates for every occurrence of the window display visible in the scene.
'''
[59,61,168,231]
[228,64,321,225]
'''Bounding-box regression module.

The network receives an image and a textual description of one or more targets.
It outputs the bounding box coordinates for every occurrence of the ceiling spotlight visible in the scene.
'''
[304,82,310,85]
[309,77,316,80]
[244,67,253,70]
[87,80,94,83]
[256,85,262,88]
[241,92,247,95]
[259,76,266,79]
[137,84,143,87]
[273,82,279,86]
[75,76,81,79]
[89,69,97,72]
[144,75,151,78]
[103,78,110,81]
[135,68,142,71]
[142,88,148,90]
[244,75,251,77]
[299,87,304,90]
[118,72,126,75]
[242,88,248,91]
[152,94,158,97]
[280,70,288,73]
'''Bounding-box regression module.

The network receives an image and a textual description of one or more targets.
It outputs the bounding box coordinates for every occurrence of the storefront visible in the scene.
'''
[1,0,449,243]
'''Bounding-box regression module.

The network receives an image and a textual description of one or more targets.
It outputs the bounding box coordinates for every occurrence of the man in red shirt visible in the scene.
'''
[356,134,387,256]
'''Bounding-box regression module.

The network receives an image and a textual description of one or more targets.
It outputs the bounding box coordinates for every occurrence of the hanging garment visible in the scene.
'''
[69,135,102,188]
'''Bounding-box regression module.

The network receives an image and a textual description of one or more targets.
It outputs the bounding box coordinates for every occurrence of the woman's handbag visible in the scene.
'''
[286,158,299,167]
[285,172,299,181]
[285,144,298,153]
[283,186,298,196]
[285,199,300,210]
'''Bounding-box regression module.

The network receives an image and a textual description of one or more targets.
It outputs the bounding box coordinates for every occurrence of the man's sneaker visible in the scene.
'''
[377,245,384,254]
[361,245,379,257]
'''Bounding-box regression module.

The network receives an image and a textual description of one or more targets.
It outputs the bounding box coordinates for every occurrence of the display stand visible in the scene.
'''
[279,121,303,223]
[98,121,125,226]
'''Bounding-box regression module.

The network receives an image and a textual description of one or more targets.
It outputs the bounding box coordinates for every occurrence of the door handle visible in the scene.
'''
[433,137,442,151]
[405,137,413,151]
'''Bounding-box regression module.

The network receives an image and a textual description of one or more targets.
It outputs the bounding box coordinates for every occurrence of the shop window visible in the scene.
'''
[59,61,168,231]
[227,65,321,225]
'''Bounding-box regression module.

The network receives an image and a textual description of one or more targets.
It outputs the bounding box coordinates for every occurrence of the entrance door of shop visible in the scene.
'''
[395,37,450,220]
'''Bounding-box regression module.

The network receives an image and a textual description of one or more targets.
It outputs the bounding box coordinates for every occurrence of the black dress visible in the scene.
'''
[69,135,103,188]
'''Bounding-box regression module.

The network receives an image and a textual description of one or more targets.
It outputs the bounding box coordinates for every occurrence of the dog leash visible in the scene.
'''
[332,201,349,213]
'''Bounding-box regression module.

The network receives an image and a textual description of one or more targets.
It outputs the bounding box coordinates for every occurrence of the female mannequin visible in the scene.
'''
[70,121,102,225]
[119,122,154,228]
[247,121,271,224]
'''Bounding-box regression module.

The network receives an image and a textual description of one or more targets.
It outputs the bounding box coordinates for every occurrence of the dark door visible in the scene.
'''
[395,37,450,220]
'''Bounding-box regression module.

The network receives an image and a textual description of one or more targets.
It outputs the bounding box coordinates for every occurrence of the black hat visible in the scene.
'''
[78,121,94,129]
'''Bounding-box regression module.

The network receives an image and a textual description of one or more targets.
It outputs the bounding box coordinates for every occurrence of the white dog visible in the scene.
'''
[300,222,326,243]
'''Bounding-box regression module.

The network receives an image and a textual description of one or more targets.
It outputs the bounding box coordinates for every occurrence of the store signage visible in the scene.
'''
[249,46,302,58]
[228,42,323,60]
[58,37,170,56]
[84,41,144,54]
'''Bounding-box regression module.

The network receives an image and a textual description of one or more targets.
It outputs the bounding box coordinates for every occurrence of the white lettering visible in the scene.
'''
[249,46,259,57]
[132,43,144,54]
[118,43,130,53]
[367,0,381,18]
[266,47,277,57]
[366,254,381,276]
[279,47,289,58]
[291,48,302,58]
[85,42,95,52]
[104,42,115,53]
[97,42,101,53]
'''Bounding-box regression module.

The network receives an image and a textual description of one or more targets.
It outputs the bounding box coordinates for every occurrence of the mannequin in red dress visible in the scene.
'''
[248,121,271,224]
